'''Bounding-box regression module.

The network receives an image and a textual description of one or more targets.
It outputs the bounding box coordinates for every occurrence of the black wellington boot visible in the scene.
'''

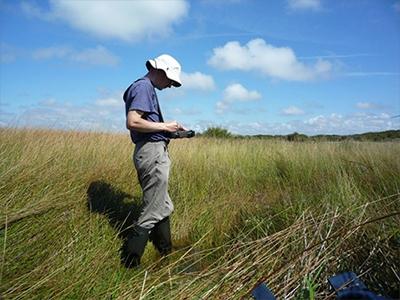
[121,225,149,268]
[150,216,172,256]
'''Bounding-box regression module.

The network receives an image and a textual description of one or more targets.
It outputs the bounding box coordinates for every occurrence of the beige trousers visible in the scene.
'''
[133,141,174,229]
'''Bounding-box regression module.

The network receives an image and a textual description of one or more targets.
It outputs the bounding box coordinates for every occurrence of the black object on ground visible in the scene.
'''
[328,271,390,300]
[251,282,276,300]
[251,271,392,300]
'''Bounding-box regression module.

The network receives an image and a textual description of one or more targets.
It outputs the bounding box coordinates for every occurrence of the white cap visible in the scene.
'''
[146,54,182,87]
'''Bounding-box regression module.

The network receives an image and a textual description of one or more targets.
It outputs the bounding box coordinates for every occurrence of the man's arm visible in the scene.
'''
[126,110,184,133]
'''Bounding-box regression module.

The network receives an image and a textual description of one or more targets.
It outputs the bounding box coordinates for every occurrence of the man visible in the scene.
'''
[122,54,185,268]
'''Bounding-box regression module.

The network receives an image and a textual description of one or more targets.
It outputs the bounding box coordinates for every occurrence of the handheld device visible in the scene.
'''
[169,130,195,139]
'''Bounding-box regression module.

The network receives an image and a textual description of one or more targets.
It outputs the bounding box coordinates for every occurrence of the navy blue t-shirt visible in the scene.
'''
[123,77,169,144]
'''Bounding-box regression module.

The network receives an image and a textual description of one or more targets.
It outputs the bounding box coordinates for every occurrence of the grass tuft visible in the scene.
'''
[1,128,399,299]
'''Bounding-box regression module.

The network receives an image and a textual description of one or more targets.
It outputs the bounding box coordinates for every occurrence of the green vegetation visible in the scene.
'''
[1,128,399,299]
[200,127,400,142]
[200,127,232,138]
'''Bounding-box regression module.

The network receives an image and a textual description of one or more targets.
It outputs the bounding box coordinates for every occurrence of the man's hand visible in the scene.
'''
[127,111,187,133]
[164,121,187,132]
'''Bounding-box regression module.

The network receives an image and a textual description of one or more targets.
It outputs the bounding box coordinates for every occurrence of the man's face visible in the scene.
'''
[155,70,173,90]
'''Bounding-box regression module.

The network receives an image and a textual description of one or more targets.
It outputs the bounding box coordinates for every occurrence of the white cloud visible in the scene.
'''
[6,93,125,132]
[287,0,321,11]
[167,107,202,116]
[162,71,216,100]
[38,98,57,106]
[282,106,305,115]
[208,38,332,81]
[301,113,394,134]
[216,101,229,114]
[70,46,119,66]
[21,0,189,42]
[95,97,121,108]
[4,98,398,136]
[181,72,216,91]
[356,102,375,109]
[32,46,72,60]
[32,45,119,66]
[223,83,261,102]
[216,83,261,113]
[223,112,397,135]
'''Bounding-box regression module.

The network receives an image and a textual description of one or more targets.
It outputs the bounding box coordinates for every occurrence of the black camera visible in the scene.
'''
[169,130,195,139]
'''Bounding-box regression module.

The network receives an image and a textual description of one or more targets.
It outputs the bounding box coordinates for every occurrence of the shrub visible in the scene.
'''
[201,126,232,138]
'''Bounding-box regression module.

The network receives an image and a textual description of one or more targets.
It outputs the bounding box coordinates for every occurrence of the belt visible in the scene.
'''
[135,139,169,148]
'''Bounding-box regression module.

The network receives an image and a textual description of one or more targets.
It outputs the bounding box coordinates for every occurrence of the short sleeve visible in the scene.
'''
[126,81,157,114]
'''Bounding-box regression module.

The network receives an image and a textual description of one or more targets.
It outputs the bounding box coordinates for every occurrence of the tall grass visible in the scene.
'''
[1,128,399,299]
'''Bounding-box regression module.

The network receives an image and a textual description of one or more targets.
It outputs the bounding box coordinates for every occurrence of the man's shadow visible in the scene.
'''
[86,180,142,239]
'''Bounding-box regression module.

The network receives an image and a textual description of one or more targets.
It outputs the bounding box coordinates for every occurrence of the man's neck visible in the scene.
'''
[145,71,157,87]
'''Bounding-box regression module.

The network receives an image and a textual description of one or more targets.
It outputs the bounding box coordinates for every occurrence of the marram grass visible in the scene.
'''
[0,128,399,299]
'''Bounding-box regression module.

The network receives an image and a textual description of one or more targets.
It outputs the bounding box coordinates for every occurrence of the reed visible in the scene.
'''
[1,128,399,299]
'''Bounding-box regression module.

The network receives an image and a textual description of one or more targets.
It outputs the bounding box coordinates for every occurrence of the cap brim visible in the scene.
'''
[165,71,181,87]
[146,60,156,70]
[170,79,181,87]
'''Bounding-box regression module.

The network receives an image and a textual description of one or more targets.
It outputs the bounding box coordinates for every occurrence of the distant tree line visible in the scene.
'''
[199,127,232,138]
[198,127,400,141]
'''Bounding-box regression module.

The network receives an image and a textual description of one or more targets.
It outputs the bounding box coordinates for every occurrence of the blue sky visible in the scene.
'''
[1,0,399,135]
